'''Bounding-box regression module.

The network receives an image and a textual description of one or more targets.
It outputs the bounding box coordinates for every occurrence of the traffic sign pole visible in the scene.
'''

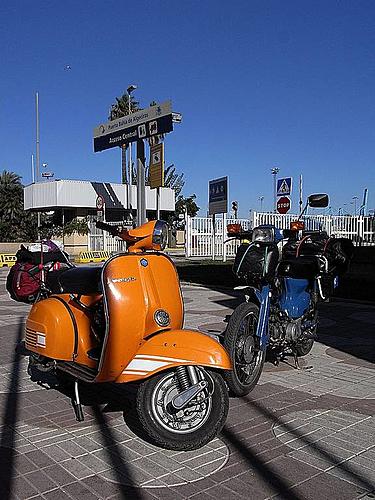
[136,140,146,226]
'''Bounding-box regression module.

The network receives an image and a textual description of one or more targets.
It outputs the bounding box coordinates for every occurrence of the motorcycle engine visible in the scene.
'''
[285,318,302,343]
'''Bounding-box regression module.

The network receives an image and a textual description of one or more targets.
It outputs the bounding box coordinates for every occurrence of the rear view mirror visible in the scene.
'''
[308,194,329,208]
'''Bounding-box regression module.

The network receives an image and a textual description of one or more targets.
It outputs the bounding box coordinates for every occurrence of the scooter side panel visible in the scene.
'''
[96,253,184,382]
[115,329,232,383]
[26,297,76,360]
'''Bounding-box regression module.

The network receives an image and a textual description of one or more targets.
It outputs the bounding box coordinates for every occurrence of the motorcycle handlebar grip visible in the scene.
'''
[95,220,119,236]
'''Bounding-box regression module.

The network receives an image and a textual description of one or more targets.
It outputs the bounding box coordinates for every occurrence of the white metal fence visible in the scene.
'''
[88,220,126,253]
[252,212,375,245]
[87,213,375,259]
[185,213,375,259]
[185,215,251,259]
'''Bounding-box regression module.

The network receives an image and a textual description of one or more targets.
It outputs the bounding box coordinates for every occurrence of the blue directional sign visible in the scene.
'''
[277,177,292,197]
[209,176,228,215]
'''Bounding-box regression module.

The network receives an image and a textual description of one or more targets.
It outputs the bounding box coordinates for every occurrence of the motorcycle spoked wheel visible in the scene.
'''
[223,302,265,396]
[136,367,229,451]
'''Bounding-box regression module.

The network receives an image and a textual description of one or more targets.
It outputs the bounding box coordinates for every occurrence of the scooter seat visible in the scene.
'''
[57,266,102,295]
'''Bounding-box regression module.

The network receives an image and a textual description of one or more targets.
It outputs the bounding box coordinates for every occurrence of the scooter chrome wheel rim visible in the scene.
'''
[235,312,263,384]
[150,371,212,434]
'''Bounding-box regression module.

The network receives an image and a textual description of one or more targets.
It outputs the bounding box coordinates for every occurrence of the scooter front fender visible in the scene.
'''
[115,329,232,383]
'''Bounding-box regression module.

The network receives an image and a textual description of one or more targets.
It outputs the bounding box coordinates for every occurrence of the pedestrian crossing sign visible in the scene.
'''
[277,177,292,196]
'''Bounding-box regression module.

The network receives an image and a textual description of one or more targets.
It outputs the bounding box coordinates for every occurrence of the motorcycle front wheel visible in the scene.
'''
[136,367,229,451]
[223,302,265,396]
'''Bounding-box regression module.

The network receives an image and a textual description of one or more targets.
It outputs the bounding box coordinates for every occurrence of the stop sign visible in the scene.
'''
[277,196,291,214]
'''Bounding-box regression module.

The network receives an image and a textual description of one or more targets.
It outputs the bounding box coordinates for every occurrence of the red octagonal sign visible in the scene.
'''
[277,196,291,214]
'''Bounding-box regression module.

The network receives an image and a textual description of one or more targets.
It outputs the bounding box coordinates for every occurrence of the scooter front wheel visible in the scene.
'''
[136,367,228,451]
[223,302,265,396]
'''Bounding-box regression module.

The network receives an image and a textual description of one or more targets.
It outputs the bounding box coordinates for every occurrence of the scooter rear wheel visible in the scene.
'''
[223,302,265,396]
[136,367,228,451]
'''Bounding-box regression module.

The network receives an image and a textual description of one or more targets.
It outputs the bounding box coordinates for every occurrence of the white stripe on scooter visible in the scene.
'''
[122,370,149,375]
[124,359,170,372]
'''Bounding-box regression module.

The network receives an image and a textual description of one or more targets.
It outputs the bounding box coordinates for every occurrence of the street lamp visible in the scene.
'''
[259,195,264,212]
[271,167,280,213]
[127,84,137,218]
[352,196,358,216]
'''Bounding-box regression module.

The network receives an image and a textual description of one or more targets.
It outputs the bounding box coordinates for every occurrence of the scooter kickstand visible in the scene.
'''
[71,380,85,422]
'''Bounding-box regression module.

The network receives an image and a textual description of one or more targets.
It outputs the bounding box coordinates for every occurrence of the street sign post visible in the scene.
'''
[149,143,164,189]
[209,177,228,215]
[277,177,292,197]
[277,196,291,214]
[93,101,173,152]
[96,194,105,220]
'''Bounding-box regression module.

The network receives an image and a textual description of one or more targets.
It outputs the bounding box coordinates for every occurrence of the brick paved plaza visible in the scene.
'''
[0,268,374,499]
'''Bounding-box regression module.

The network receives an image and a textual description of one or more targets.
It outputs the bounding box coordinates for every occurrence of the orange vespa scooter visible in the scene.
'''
[22,220,231,450]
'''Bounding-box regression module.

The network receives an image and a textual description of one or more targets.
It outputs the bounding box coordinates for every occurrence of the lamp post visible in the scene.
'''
[259,195,264,212]
[271,167,280,213]
[352,196,358,216]
[127,84,137,220]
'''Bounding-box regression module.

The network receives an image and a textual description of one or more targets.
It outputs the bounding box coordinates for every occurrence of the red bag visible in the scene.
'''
[6,263,42,303]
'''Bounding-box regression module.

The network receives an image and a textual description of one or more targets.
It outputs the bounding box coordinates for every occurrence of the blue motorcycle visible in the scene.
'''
[223,194,353,396]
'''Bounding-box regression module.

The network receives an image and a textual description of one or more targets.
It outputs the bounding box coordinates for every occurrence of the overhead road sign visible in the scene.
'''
[93,101,174,152]
[209,176,228,215]
[277,196,291,214]
[277,177,292,197]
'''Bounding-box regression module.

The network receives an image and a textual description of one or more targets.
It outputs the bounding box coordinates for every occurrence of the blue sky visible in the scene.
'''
[0,0,374,216]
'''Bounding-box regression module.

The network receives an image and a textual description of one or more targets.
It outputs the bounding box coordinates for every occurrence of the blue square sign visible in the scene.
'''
[277,177,292,196]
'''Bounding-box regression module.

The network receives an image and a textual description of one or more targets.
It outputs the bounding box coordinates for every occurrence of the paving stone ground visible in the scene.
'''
[0,267,374,499]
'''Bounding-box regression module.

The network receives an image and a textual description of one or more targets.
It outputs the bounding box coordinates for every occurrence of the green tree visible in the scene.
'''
[109,92,140,184]
[0,170,38,241]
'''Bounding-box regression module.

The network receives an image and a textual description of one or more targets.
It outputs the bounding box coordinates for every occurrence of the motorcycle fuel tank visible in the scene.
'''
[279,278,310,319]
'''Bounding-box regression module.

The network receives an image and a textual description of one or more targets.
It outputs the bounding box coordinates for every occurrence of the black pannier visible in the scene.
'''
[282,232,354,276]
[233,242,279,285]
[282,231,328,260]
[324,238,354,275]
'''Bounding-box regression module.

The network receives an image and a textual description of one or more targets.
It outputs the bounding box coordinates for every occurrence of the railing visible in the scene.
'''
[252,212,375,245]
[185,215,251,259]
[185,213,375,259]
[87,213,375,259]
[88,219,127,253]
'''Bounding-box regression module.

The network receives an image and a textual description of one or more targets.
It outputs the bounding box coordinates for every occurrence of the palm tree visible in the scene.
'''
[0,170,23,219]
[109,92,140,184]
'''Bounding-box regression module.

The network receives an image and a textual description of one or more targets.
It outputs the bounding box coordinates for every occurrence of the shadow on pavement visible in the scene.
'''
[92,405,143,500]
[222,425,303,500]
[0,319,24,500]
[246,397,375,494]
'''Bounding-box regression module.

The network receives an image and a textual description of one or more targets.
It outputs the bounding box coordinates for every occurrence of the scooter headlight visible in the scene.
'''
[252,226,275,243]
[152,220,168,251]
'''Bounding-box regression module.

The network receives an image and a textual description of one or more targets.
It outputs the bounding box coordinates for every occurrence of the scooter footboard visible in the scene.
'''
[115,329,232,383]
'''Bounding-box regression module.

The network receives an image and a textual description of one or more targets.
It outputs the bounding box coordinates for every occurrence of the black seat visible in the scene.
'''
[277,256,322,280]
[57,267,102,295]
